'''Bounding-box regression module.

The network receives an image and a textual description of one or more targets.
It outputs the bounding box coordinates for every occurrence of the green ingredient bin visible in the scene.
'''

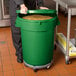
[15,9,60,71]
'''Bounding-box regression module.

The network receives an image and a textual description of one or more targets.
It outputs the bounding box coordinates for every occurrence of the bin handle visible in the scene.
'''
[16,9,56,14]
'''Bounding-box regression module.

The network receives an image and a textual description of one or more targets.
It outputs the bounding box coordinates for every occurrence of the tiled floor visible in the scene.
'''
[0,13,76,76]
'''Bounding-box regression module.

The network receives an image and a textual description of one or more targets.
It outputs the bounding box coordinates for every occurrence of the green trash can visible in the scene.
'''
[15,10,60,71]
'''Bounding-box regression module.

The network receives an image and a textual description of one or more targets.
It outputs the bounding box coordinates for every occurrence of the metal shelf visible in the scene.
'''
[53,0,76,64]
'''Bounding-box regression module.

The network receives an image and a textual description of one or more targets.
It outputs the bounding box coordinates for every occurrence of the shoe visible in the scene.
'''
[17,54,23,63]
[17,57,23,63]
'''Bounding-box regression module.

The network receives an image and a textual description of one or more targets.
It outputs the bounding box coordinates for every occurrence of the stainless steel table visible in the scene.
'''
[53,0,76,64]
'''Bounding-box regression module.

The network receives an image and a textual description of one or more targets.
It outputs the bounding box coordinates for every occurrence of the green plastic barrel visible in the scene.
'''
[15,10,60,66]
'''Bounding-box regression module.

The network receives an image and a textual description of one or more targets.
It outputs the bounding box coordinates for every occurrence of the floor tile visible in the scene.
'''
[3,71,14,76]
[24,67,36,76]
[3,65,13,72]
[14,69,26,76]
[2,59,11,66]
[0,72,3,76]
[12,63,24,71]
[0,65,3,72]
[36,70,48,76]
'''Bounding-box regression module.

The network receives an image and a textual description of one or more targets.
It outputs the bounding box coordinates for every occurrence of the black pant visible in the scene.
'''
[10,16,22,55]
[9,0,36,55]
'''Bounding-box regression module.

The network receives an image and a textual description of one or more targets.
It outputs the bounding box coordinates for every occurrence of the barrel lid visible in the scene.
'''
[27,10,56,14]
[16,9,56,14]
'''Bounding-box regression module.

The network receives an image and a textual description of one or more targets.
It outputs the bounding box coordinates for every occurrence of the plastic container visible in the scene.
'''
[15,9,60,71]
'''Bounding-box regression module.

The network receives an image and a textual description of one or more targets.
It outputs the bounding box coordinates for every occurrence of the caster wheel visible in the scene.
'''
[65,60,71,65]
[34,69,38,72]
[45,66,50,69]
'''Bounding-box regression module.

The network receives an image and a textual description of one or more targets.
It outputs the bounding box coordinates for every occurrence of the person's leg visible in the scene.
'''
[9,0,23,63]
[9,0,36,63]
[10,16,23,63]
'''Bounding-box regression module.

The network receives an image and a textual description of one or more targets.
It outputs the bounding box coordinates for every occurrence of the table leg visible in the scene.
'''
[66,8,71,63]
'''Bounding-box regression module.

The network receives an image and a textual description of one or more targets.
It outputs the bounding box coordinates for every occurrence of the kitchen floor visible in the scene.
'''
[0,13,76,76]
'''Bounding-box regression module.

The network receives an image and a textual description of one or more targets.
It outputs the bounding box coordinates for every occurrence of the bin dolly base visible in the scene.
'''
[24,60,53,72]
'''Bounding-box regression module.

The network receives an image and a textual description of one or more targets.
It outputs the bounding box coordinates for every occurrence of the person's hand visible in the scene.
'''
[40,7,49,9]
[20,4,28,14]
